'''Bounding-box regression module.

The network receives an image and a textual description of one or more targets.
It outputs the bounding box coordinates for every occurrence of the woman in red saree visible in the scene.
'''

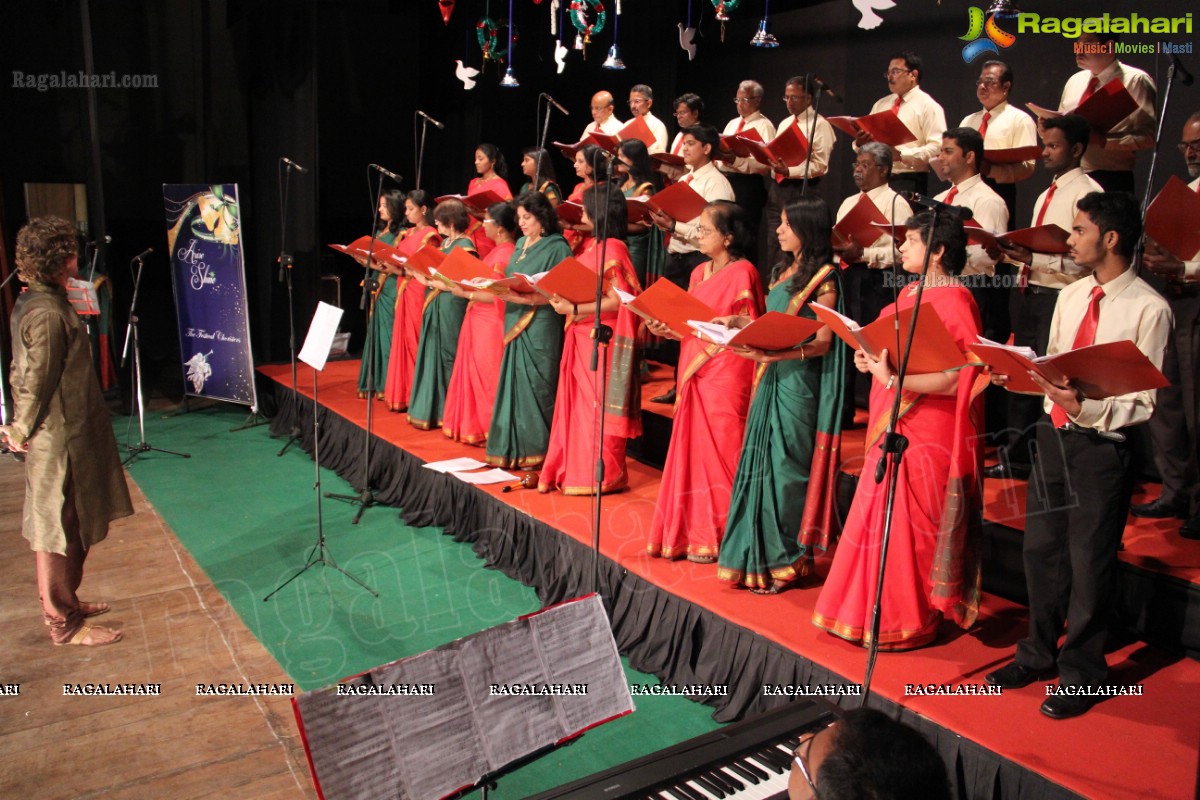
[539,186,643,495]
[813,211,985,650]
[384,190,440,412]
[645,201,764,562]
[441,202,517,444]
[467,143,512,259]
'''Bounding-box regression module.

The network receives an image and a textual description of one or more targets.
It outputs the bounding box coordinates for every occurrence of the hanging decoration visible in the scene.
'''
[677,0,697,61]
[438,0,455,25]
[550,0,568,73]
[602,0,624,69]
[853,0,896,30]
[476,17,511,66]
[500,0,519,86]
[455,59,481,90]
[749,0,778,46]
[710,0,741,41]
[569,0,607,58]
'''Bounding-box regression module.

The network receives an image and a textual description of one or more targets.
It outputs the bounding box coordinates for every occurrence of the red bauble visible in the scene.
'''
[439,0,454,25]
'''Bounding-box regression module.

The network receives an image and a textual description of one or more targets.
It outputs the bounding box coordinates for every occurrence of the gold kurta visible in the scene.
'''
[10,284,132,554]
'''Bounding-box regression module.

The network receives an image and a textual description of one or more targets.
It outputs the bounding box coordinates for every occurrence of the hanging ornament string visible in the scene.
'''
[711,0,741,41]
[569,0,607,58]
[476,17,506,65]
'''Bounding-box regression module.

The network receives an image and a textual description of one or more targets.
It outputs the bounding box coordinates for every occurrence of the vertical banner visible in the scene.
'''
[162,184,258,410]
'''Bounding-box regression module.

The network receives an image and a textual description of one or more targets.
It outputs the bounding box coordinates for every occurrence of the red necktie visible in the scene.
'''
[1079,76,1100,105]
[735,117,746,134]
[1050,285,1104,428]
[944,186,959,204]
[892,95,903,114]
[672,136,683,155]
[1020,181,1059,291]
[978,111,991,139]
[682,173,694,185]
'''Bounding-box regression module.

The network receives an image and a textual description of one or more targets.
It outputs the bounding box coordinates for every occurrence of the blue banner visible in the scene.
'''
[163,183,257,409]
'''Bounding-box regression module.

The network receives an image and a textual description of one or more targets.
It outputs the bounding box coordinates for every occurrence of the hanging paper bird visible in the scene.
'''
[455,59,480,90]
[554,40,569,73]
[439,0,455,25]
[677,22,697,60]
[853,0,895,29]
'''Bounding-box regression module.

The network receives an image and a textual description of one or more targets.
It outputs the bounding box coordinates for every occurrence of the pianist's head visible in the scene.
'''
[788,709,949,800]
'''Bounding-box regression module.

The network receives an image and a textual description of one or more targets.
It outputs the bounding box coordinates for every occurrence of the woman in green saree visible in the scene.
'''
[716,197,847,594]
[406,199,473,430]
[614,138,666,289]
[485,191,573,469]
[357,189,405,398]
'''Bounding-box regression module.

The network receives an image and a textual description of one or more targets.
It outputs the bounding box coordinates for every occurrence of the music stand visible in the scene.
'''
[266,301,377,601]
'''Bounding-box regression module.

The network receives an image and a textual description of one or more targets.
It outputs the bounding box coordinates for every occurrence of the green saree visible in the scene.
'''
[357,229,398,395]
[407,236,472,429]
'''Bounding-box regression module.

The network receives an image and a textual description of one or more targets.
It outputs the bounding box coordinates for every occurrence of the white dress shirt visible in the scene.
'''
[668,161,735,254]
[835,183,914,269]
[640,112,669,154]
[582,114,625,140]
[1028,167,1104,289]
[867,85,947,173]
[1045,266,1172,431]
[775,108,836,180]
[1185,177,1200,279]
[720,111,777,176]
[960,101,1038,184]
[1058,60,1157,174]
[934,173,1008,276]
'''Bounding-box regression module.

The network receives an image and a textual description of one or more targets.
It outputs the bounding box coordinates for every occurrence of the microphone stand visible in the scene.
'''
[534,96,558,193]
[414,113,437,192]
[275,158,305,455]
[122,252,191,466]
[859,209,938,700]
[325,168,387,523]
[1132,57,1182,275]
[588,149,616,595]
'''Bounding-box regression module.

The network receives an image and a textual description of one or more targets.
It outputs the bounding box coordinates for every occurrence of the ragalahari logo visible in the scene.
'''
[960,6,1018,63]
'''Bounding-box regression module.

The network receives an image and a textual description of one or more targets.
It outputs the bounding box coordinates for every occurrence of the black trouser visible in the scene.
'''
[998,284,1059,467]
[1015,421,1134,687]
[1146,290,1200,514]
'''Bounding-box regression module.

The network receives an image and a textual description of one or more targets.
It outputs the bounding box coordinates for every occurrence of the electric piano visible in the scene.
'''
[527,699,838,800]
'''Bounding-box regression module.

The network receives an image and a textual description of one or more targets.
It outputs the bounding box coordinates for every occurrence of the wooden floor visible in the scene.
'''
[0,457,316,800]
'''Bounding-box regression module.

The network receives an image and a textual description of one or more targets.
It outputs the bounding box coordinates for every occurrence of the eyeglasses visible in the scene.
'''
[976,78,1003,88]
[733,96,757,104]
[783,95,805,103]
[674,109,694,117]
[885,68,911,77]
[694,225,715,236]
[1178,139,1200,154]
[793,733,821,799]
[482,218,494,224]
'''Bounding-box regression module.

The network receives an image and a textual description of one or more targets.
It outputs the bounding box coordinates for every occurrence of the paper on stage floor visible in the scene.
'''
[451,468,517,485]
[423,456,490,473]
[299,302,345,371]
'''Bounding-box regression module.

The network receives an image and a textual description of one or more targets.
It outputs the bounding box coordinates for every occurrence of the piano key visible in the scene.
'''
[703,769,736,794]
[664,786,698,800]
[746,752,785,774]
[713,767,745,791]
[692,774,726,797]
[733,757,769,781]
[685,779,720,799]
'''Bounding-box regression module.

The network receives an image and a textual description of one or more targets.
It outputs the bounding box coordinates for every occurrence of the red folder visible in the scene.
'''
[833,194,890,249]
[618,115,657,149]
[435,190,509,215]
[644,181,709,223]
[964,223,1071,255]
[733,123,810,168]
[1144,175,1200,261]
[983,145,1043,164]
[693,311,824,351]
[719,127,763,160]
[625,197,655,225]
[828,110,918,148]
[973,339,1168,399]
[535,257,611,304]
[328,235,392,270]
[405,244,446,277]
[556,201,586,227]
[434,247,493,286]
[651,152,686,169]
[486,274,539,295]
[625,277,719,339]
[811,303,967,375]
[1026,78,1139,134]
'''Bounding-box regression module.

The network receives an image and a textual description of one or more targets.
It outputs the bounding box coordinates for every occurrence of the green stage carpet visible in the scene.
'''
[114,404,721,797]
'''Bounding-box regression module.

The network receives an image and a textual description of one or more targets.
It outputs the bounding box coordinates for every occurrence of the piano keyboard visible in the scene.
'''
[527,699,837,800]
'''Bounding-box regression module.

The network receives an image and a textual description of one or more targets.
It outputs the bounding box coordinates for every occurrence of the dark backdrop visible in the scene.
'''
[0,0,1194,392]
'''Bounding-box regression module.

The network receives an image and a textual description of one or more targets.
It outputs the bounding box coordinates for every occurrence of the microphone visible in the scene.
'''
[899,191,974,222]
[541,93,570,116]
[416,110,445,129]
[1173,54,1194,86]
[131,247,154,262]
[811,75,843,103]
[370,163,403,182]
[281,156,308,173]
[90,234,113,246]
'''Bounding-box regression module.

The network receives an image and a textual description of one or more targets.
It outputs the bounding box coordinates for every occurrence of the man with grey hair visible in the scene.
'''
[834,142,913,406]
[628,84,668,153]
[720,80,776,278]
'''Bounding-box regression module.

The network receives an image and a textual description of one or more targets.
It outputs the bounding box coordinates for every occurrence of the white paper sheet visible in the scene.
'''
[298,302,345,370]
[422,457,490,473]
[451,468,518,485]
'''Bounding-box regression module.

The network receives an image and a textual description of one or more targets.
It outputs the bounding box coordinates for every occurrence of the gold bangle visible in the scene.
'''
[885,374,896,390]
[799,346,806,361]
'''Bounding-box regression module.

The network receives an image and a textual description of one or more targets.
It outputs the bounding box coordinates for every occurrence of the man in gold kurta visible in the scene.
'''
[3,216,133,646]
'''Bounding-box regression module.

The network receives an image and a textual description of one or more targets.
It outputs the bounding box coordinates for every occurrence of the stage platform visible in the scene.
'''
[259,360,1200,800]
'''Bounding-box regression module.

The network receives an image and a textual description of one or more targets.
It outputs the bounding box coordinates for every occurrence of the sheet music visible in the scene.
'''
[450,468,517,485]
[294,687,401,800]
[422,457,490,473]
[299,302,345,371]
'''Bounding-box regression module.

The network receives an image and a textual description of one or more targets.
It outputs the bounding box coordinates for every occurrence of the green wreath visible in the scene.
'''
[711,0,742,20]
[569,0,606,43]
[476,17,515,62]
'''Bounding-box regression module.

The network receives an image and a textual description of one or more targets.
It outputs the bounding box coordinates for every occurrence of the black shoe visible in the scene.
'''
[1181,514,1200,541]
[650,389,676,404]
[983,463,1031,480]
[1040,691,1098,720]
[985,662,1055,689]
[1130,497,1188,519]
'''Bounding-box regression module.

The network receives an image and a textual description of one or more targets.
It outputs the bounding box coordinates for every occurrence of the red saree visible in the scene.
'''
[562,181,591,256]
[647,259,764,560]
[384,225,440,412]
[441,242,513,444]
[467,177,511,259]
[538,238,643,495]
[812,283,985,650]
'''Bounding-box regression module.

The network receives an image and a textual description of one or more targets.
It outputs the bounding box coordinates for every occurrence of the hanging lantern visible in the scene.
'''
[749,1,778,47]
[602,2,625,69]
[438,0,455,25]
[499,0,519,86]
[500,65,520,87]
